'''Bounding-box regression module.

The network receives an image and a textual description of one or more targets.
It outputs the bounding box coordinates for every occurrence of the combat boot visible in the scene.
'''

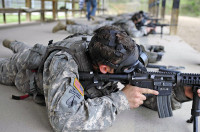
[66,19,76,25]
[140,45,163,63]
[52,21,66,33]
[2,39,11,49]
[90,16,95,21]
[147,45,164,52]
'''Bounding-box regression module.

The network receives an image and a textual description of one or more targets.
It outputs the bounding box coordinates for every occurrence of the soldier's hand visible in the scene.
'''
[184,86,200,99]
[198,89,200,97]
[146,27,155,33]
[145,20,151,25]
[122,84,159,109]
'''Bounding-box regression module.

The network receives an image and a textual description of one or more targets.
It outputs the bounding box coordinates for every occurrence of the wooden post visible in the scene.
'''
[152,0,157,17]
[72,0,75,17]
[65,1,68,19]
[102,0,105,15]
[148,0,151,13]
[161,0,166,19]
[65,9,68,19]
[151,0,155,16]
[18,10,21,24]
[155,0,160,18]
[26,0,31,21]
[52,0,57,20]
[97,0,100,15]
[149,0,154,16]
[41,0,45,22]
[170,0,180,35]
[2,0,6,24]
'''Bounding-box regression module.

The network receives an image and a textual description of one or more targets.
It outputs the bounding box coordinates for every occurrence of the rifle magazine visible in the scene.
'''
[157,95,173,118]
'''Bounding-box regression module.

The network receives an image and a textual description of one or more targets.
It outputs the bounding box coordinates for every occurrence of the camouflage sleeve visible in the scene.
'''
[9,40,29,53]
[43,51,130,131]
[67,25,95,35]
[123,20,147,38]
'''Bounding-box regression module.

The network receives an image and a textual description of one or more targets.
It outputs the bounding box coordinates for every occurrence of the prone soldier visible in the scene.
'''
[52,12,154,38]
[1,26,198,131]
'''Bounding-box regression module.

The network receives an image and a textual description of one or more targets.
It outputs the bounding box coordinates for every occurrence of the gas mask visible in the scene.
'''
[90,29,148,74]
[104,43,148,74]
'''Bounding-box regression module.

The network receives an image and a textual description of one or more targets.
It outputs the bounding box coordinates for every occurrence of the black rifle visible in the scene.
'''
[79,71,200,132]
[147,64,185,73]
[136,21,176,38]
[146,18,162,23]
[145,23,177,38]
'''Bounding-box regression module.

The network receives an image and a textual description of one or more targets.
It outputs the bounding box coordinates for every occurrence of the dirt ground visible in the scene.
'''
[176,16,200,53]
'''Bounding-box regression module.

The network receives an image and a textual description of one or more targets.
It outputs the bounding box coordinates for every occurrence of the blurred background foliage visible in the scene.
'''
[0,0,200,24]
[106,0,200,17]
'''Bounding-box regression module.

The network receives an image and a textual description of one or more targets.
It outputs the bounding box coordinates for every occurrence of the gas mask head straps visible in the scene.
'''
[91,28,148,73]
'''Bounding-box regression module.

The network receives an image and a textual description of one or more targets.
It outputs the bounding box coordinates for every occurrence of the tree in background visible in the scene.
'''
[106,0,200,17]
[180,0,200,16]
[106,0,147,15]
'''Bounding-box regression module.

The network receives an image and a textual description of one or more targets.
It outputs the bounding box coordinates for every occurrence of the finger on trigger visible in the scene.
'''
[197,89,200,94]
[140,88,159,95]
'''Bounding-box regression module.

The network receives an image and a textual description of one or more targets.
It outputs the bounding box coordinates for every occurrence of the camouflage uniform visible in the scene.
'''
[0,35,190,131]
[0,41,45,94]
[67,21,114,35]
[101,14,147,38]
[113,19,147,38]
[0,36,129,131]
[67,17,147,38]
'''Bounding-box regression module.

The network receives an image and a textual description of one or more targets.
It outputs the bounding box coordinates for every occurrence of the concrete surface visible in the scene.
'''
[0,17,200,132]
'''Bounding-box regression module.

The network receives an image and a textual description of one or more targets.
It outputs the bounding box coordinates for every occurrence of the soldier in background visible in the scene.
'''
[52,12,161,63]
[52,12,154,38]
[86,0,97,21]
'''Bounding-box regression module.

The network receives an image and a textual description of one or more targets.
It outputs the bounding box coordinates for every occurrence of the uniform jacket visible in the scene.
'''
[0,35,190,131]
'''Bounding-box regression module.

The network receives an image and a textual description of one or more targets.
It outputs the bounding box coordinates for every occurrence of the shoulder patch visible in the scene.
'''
[73,78,84,96]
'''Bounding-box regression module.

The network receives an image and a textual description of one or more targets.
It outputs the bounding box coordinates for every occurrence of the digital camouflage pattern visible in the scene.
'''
[66,15,147,38]
[0,37,129,131]
[67,21,113,35]
[0,41,32,93]
[42,35,130,131]
[0,41,47,94]
[113,19,147,38]
[42,49,129,131]
[0,35,190,131]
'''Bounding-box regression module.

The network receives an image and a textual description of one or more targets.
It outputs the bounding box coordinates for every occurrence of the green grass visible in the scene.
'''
[0,14,66,24]
[179,0,200,16]
[107,0,200,17]
[0,14,41,24]
[160,0,200,17]
[107,1,146,15]
[0,14,25,23]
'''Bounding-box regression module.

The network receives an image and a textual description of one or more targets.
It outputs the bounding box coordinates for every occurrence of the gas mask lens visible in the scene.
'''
[122,60,140,73]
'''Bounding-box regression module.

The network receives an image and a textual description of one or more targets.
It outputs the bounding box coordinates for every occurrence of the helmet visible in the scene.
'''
[131,12,143,22]
[88,26,148,73]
